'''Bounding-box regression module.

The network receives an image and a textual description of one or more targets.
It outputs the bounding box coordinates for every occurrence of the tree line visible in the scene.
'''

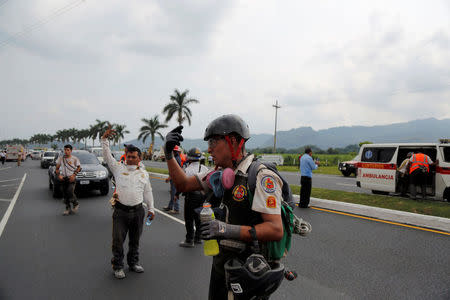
[0,89,199,153]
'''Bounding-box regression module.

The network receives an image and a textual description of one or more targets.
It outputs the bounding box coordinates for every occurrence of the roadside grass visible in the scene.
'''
[290,185,450,218]
[147,167,169,175]
[278,165,343,176]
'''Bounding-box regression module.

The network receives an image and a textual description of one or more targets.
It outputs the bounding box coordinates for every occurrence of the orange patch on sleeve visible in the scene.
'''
[266,196,277,208]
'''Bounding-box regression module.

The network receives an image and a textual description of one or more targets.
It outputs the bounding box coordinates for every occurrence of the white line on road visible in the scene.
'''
[336,183,357,187]
[0,167,11,171]
[0,184,20,188]
[0,199,11,202]
[0,173,27,238]
[0,178,21,183]
[154,208,185,225]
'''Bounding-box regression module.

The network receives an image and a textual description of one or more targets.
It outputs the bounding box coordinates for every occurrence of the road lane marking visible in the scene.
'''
[0,199,11,202]
[154,208,185,225]
[0,184,20,188]
[311,206,450,236]
[0,167,11,171]
[0,178,21,183]
[0,173,27,238]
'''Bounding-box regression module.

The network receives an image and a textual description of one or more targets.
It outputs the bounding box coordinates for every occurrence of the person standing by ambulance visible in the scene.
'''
[408,152,436,199]
[299,147,319,208]
[102,127,155,279]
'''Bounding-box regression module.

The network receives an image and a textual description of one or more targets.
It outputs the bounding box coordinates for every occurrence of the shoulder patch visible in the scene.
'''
[266,196,277,208]
[232,185,247,202]
[260,175,276,193]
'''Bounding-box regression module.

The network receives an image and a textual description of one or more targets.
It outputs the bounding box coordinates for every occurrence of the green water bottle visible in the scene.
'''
[200,202,219,256]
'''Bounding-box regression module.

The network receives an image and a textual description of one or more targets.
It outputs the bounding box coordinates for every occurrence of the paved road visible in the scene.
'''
[0,160,449,299]
[143,160,368,194]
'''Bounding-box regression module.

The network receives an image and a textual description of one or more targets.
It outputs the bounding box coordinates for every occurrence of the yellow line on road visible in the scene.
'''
[310,206,450,236]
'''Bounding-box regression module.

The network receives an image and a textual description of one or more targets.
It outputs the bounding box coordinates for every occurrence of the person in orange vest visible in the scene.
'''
[408,152,437,199]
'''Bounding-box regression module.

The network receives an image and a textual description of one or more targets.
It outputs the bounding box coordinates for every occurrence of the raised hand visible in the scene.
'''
[164,125,184,160]
[102,124,116,140]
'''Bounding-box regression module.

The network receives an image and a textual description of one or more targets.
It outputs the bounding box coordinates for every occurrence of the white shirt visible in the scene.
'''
[56,155,81,177]
[102,138,155,214]
[196,154,282,215]
[185,161,209,177]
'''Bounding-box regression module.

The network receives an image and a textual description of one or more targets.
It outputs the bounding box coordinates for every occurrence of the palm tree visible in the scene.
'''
[162,89,199,126]
[138,115,168,155]
[78,129,90,149]
[89,119,110,147]
[111,124,130,146]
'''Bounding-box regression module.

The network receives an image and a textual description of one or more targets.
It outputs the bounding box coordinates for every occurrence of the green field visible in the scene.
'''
[277,165,343,176]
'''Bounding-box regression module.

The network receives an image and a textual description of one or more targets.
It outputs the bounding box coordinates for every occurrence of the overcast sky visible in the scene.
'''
[1,0,449,142]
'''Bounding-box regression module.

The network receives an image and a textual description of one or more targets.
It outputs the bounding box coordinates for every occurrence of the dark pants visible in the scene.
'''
[60,179,77,209]
[398,173,409,196]
[410,169,428,199]
[167,180,179,211]
[299,176,312,207]
[1,157,5,165]
[184,193,203,242]
[111,204,145,270]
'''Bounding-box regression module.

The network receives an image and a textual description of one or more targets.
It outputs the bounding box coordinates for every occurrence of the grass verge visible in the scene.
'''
[290,185,450,218]
[277,165,344,176]
[147,167,169,175]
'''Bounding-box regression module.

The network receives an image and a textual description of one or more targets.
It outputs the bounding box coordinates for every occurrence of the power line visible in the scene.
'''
[0,0,86,50]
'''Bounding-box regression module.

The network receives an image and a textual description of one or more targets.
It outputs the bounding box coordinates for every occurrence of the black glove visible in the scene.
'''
[164,126,184,160]
[200,219,241,240]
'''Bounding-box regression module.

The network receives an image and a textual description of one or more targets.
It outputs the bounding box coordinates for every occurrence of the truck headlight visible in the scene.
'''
[95,171,107,178]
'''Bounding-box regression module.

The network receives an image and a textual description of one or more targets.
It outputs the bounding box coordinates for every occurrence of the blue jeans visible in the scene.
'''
[167,180,179,211]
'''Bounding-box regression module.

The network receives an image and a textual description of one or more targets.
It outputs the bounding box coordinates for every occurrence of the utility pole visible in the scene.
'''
[273,100,281,153]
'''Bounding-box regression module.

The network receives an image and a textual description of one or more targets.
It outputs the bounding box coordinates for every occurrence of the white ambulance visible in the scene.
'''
[355,140,450,201]
[6,145,24,161]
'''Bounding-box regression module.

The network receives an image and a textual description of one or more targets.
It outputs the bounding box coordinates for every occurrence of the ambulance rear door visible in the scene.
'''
[358,146,398,193]
[436,145,450,200]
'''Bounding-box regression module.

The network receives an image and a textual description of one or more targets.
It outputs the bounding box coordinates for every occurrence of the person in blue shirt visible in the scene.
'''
[299,147,319,208]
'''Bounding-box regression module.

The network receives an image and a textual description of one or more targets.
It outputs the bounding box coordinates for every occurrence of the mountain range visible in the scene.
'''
[124,118,450,151]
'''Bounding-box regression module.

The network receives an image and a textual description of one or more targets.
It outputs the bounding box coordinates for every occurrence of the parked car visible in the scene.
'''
[31,151,42,160]
[338,156,358,177]
[152,146,165,161]
[257,154,284,166]
[41,151,57,168]
[48,150,109,198]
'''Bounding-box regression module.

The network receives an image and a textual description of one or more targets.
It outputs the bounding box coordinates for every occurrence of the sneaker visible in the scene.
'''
[114,269,126,279]
[179,240,194,248]
[194,238,203,245]
[168,210,179,215]
[63,209,70,216]
[162,207,171,211]
[72,204,79,213]
[129,264,144,273]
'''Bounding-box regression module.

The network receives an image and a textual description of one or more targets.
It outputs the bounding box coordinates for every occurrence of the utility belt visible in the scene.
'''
[114,201,142,212]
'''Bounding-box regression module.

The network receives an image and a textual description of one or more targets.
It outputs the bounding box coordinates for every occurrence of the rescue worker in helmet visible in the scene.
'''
[179,147,210,248]
[164,114,284,300]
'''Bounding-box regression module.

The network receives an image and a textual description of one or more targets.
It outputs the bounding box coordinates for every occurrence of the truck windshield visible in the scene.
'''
[440,147,450,162]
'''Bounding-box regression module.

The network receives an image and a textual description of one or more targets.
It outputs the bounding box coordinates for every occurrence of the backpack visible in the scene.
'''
[247,159,301,260]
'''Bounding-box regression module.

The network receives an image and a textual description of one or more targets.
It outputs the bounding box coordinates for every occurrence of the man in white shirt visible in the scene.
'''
[55,144,81,216]
[102,128,155,279]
